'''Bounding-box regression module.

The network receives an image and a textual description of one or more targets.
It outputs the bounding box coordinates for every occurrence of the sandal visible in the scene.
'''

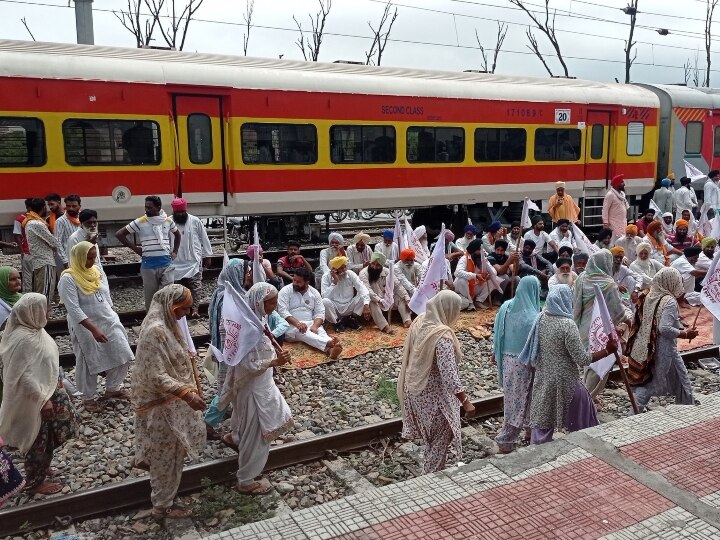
[133,459,150,471]
[26,481,62,495]
[206,425,223,441]
[104,389,131,400]
[237,479,272,495]
[153,505,193,519]
[46,466,59,477]
[83,400,102,413]
[221,433,239,452]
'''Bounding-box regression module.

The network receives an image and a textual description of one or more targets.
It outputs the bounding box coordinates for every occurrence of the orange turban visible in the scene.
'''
[646,220,662,236]
[610,246,625,256]
[400,248,416,261]
[611,174,624,188]
[625,224,638,235]
[675,219,689,228]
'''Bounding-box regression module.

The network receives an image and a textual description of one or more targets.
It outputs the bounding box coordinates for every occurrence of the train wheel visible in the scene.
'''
[360,210,377,220]
[390,209,405,218]
[331,211,347,222]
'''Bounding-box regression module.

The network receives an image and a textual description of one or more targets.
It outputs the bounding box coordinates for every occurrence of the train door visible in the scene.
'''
[711,111,720,172]
[172,95,226,204]
[584,110,613,187]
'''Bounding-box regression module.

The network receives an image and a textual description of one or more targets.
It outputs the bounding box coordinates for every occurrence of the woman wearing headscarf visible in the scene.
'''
[573,249,632,398]
[520,285,616,444]
[630,268,696,411]
[131,285,206,518]
[218,282,293,494]
[493,276,540,453]
[0,266,22,327]
[0,293,78,495]
[398,291,475,473]
[58,242,134,412]
[630,242,664,290]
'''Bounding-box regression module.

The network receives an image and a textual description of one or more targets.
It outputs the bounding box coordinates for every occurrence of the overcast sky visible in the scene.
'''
[1,0,717,85]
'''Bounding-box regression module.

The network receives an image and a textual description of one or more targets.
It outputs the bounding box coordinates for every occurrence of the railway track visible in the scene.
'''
[2,344,717,537]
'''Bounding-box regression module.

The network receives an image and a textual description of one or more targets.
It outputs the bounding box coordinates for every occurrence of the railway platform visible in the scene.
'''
[205,391,720,540]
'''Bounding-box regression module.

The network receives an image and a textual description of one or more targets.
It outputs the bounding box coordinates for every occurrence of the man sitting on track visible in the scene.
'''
[359,252,412,334]
[456,224,477,252]
[487,239,520,298]
[374,230,398,265]
[317,232,345,287]
[394,248,422,297]
[321,256,371,332]
[346,232,373,274]
[453,239,491,310]
[116,196,181,311]
[278,267,342,359]
[276,241,314,286]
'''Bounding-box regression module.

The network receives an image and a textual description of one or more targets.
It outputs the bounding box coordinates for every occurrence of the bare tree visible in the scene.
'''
[293,0,332,62]
[364,1,398,66]
[20,17,36,41]
[113,0,162,48]
[242,0,254,56]
[694,49,701,87]
[510,0,569,77]
[146,0,206,51]
[705,0,718,86]
[684,59,692,86]
[623,1,639,84]
[474,21,508,74]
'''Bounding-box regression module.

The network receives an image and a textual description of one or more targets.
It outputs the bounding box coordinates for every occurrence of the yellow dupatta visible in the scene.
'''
[61,241,101,295]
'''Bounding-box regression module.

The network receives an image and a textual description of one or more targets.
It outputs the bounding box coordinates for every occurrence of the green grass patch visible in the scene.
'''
[375,375,400,409]
[193,479,276,530]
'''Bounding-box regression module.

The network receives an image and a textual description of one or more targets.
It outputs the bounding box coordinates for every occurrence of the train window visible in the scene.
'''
[241,123,317,164]
[407,127,465,163]
[627,122,644,156]
[187,114,213,165]
[474,128,526,162]
[686,121,703,154]
[714,127,720,157]
[590,124,604,159]
[330,125,396,164]
[63,119,161,165]
[0,117,46,167]
[534,128,581,161]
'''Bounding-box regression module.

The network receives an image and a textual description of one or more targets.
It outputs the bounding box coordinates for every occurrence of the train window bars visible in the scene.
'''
[241,123,318,165]
[407,127,465,163]
[330,125,396,164]
[62,119,162,166]
[627,122,644,156]
[590,124,604,160]
[686,121,703,155]
[187,114,213,165]
[0,117,46,167]
[714,127,720,158]
[474,128,526,162]
[534,128,581,161]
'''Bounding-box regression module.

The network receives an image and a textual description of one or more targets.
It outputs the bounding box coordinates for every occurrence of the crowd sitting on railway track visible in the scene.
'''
[0,169,719,511]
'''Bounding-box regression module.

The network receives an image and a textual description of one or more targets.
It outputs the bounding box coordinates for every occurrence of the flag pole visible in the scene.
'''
[613,349,640,415]
[510,235,522,297]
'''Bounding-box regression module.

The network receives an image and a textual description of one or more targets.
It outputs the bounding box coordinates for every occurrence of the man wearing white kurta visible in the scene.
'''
[346,232,373,274]
[170,198,213,318]
[374,230,398,266]
[674,177,698,220]
[453,239,492,310]
[67,209,102,267]
[358,252,412,333]
[671,247,704,306]
[321,256,371,331]
[704,170,720,211]
[278,268,342,358]
[548,219,576,252]
[53,194,82,269]
[395,248,422,296]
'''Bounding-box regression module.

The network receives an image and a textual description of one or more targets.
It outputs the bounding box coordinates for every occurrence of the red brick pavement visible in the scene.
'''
[334,457,675,540]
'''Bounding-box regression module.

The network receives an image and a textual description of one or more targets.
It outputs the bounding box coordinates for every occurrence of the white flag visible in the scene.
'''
[684,159,706,181]
[648,199,662,216]
[215,284,265,366]
[381,264,395,310]
[588,284,619,378]
[571,223,599,255]
[177,316,197,354]
[701,250,720,323]
[405,217,430,263]
[252,223,266,284]
[217,249,231,287]
[711,215,720,240]
[520,198,540,229]
[480,251,503,296]
[394,215,405,255]
[409,224,446,314]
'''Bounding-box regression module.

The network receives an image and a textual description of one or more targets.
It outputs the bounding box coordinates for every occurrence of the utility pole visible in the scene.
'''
[74,0,95,45]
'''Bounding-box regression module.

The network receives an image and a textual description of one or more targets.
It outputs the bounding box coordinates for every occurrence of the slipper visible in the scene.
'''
[237,479,272,495]
[103,389,131,400]
[46,466,60,477]
[222,433,239,452]
[206,426,223,441]
[83,400,102,413]
[133,459,150,471]
[153,505,193,519]
[27,481,62,495]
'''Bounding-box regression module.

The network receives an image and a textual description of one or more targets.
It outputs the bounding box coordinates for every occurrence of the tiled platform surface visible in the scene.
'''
[205,392,720,540]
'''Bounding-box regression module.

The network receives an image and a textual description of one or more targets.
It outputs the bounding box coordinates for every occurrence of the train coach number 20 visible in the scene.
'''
[554,109,571,124]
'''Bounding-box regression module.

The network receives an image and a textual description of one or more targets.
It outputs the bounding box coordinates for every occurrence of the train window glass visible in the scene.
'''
[63,119,161,165]
[330,125,396,164]
[590,124,604,159]
[534,128,581,161]
[241,123,317,164]
[627,122,644,156]
[0,117,46,167]
[714,127,720,157]
[474,128,526,162]
[187,114,213,165]
[407,127,465,163]
[686,121,703,154]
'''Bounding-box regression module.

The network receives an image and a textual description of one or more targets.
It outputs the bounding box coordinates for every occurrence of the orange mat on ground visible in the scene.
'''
[283,308,499,369]
[678,303,715,352]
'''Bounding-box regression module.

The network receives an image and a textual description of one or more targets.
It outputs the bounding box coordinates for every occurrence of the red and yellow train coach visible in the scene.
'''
[0,40,660,235]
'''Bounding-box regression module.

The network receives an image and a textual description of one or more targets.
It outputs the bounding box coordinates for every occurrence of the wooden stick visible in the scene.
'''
[510,235,523,297]
[689,304,703,342]
[614,351,640,415]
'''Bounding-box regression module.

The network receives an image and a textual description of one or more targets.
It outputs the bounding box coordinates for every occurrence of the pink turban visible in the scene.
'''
[171,197,187,211]
[611,174,624,189]
[246,244,263,259]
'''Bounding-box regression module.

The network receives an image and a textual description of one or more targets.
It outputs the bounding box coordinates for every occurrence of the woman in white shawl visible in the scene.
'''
[629,242,664,290]
[0,293,78,495]
[219,282,293,495]
[131,284,206,519]
[398,291,475,473]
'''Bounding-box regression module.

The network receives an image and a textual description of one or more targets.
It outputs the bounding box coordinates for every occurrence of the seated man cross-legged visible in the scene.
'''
[359,252,412,334]
[321,256,371,332]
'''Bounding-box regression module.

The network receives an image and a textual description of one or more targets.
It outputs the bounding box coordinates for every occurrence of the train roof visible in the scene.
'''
[0,39,659,108]
[639,83,720,109]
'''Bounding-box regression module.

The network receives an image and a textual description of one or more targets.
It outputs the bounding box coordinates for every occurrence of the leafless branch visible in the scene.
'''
[526,27,554,76]
[475,29,489,72]
[147,0,206,51]
[694,49,701,87]
[684,59,691,86]
[705,0,718,86]
[365,1,398,66]
[510,0,569,77]
[112,0,161,48]
[293,0,332,62]
[624,1,639,83]
[475,21,507,74]
[242,0,255,56]
[20,17,36,41]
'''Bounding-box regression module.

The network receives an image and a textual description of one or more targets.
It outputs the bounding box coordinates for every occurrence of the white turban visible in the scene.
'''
[414,225,427,239]
[328,232,344,245]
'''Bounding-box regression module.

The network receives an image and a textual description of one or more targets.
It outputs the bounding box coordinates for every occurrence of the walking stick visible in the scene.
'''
[689,305,703,342]
[510,235,523,297]
[613,347,640,415]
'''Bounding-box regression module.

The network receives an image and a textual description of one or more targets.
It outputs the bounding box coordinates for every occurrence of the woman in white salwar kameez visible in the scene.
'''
[58,242,134,412]
[219,282,293,495]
